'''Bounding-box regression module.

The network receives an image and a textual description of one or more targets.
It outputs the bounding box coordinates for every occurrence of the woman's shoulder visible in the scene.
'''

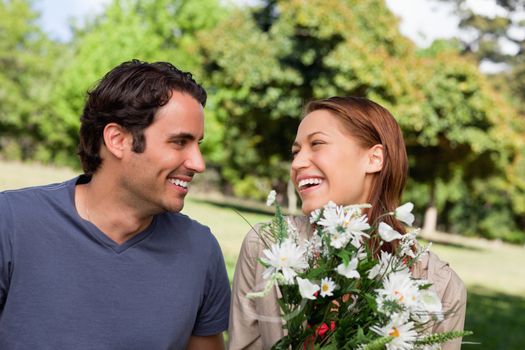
[244,215,311,240]
[241,215,311,253]
[413,250,466,301]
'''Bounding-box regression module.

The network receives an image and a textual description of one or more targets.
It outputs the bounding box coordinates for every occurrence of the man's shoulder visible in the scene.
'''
[1,178,76,199]
[1,178,76,208]
[163,211,210,232]
[159,211,219,246]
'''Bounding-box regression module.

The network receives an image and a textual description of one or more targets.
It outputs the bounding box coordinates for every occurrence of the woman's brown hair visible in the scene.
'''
[305,96,408,242]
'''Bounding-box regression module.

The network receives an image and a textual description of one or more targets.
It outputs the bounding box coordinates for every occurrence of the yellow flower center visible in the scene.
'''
[322,284,329,292]
[389,327,400,338]
[394,290,404,302]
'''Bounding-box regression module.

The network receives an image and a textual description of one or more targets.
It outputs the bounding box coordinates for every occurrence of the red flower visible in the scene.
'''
[315,321,336,338]
[303,320,337,349]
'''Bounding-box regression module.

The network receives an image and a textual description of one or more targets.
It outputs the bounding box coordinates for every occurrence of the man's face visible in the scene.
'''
[121,91,205,214]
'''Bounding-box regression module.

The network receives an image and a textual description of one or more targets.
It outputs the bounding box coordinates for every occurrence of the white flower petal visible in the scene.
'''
[320,277,336,297]
[296,277,320,300]
[371,314,417,350]
[378,222,403,242]
[260,239,308,282]
[266,190,277,206]
[336,258,360,279]
[395,202,415,226]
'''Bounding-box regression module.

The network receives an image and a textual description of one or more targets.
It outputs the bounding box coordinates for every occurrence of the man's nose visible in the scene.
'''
[186,145,206,173]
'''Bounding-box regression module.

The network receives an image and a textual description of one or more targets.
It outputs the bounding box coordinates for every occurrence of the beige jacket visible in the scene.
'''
[228,216,467,350]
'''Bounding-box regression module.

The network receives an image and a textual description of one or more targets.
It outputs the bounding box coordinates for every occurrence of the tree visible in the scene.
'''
[0,0,62,160]
[439,0,525,110]
[198,0,523,240]
[435,0,525,239]
[198,0,418,199]
[39,0,225,167]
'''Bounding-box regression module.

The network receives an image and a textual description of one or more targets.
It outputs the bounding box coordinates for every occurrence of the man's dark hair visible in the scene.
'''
[78,59,207,175]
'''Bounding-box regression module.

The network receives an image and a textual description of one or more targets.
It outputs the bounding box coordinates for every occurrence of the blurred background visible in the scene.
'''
[0,0,524,348]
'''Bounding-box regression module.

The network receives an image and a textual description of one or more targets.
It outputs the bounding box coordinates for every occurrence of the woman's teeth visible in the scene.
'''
[298,178,323,189]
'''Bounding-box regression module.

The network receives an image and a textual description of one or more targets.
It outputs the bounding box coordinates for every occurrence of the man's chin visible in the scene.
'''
[164,201,184,214]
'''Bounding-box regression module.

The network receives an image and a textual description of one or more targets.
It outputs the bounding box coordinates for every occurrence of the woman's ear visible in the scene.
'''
[366,144,384,173]
[102,123,131,159]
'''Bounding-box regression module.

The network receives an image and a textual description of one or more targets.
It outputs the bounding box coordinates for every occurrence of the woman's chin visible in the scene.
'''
[301,201,324,216]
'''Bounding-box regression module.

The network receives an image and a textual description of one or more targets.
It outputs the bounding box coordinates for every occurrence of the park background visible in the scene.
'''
[1,0,524,348]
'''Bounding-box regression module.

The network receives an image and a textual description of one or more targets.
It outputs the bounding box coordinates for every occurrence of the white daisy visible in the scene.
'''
[336,257,360,279]
[296,277,320,300]
[320,277,336,297]
[317,201,343,234]
[329,230,350,249]
[261,239,309,283]
[371,314,417,350]
[346,214,371,248]
[377,270,419,309]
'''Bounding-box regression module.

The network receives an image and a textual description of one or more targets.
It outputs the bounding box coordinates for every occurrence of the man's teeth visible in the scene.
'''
[168,178,189,188]
[298,178,323,189]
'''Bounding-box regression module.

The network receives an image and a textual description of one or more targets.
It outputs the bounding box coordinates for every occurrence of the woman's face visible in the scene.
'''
[290,109,380,215]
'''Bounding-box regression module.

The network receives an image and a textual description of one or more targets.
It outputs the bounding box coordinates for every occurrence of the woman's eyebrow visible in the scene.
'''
[292,131,329,147]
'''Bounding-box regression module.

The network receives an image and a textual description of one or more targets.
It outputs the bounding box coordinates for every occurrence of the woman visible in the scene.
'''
[228,97,467,350]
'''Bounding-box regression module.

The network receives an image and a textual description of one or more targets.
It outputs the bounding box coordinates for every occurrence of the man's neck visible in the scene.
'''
[75,173,154,245]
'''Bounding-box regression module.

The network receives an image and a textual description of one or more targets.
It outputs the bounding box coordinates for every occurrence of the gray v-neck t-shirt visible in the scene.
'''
[0,176,230,349]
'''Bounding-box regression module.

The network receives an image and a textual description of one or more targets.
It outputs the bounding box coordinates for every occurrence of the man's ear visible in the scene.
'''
[366,144,384,174]
[102,123,131,159]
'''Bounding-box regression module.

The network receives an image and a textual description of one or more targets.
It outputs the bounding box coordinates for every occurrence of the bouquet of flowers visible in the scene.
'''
[247,191,470,350]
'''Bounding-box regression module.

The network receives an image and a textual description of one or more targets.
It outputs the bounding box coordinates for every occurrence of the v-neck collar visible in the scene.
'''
[69,175,158,254]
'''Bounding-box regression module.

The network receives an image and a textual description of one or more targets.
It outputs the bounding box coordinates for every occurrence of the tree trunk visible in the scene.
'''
[423,206,438,235]
[287,179,297,213]
[422,181,437,235]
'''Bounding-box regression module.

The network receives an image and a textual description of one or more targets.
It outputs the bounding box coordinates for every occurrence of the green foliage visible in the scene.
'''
[359,336,393,350]
[416,330,473,346]
[230,174,272,200]
[0,0,63,160]
[465,287,525,350]
[198,0,524,242]
[1,0,523,242]
[39,0,225,167]
[198,0,417,198]
[254,200,469,349]
[440,0,525,114]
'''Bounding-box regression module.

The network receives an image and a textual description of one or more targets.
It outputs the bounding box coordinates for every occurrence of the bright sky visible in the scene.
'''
[34,0,110,41]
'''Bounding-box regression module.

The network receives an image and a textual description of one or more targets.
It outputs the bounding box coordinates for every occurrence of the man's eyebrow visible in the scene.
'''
[167,132,204,142]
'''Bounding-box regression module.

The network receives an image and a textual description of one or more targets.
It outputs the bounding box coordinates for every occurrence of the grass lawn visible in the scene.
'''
[2,160,524,349]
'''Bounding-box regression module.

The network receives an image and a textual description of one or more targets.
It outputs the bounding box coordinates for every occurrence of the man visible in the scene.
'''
[0,60,230,349]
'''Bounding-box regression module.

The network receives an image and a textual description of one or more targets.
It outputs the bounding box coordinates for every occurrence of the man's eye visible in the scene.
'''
[172,140,186,146]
